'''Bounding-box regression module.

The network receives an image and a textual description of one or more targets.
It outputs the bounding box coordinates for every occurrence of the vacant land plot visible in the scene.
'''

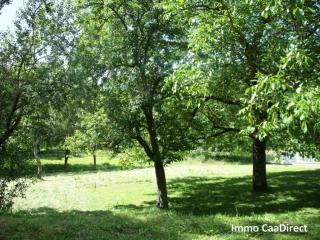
[1,156,319,240]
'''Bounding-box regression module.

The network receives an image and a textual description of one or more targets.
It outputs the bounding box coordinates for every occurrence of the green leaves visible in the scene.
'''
[301,120,308,134]
[75,0,193,163]
[2,0,318,164]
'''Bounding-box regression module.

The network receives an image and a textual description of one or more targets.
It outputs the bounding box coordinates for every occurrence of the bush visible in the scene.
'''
[0,178,29,213]
[0,142,33,213]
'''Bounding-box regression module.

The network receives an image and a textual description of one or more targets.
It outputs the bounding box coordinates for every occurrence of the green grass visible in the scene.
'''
[1,153,319,240]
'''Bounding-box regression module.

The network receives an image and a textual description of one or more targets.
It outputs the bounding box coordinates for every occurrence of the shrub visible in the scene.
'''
[0,142,33,213]
[0,178,29,213]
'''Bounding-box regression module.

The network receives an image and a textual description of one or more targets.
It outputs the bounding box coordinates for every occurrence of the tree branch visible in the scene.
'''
[133,134,153,158]
[0,113,23,147]
[108,5,128,31]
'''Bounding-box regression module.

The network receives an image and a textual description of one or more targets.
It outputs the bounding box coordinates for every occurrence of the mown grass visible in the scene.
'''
[22,150,150,175]
[0,153,319,240]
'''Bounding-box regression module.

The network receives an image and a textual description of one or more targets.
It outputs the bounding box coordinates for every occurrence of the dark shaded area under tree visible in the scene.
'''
[1,169,319,239]
[116,169,320,216]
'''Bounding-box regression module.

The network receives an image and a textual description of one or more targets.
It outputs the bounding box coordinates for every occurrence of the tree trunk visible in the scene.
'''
[252,138,268,191]
[142,105,169,209]
[0,93,22,148]
[64,149,70,167]
[32,138,42,179]
[154,156,168,209]
[93,149,97,169]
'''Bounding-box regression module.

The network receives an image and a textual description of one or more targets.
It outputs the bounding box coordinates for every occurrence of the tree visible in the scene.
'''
[242,0,320,156]
[0,0,82,174]
[77,0,191,208]
[0,0,84,210]
[0,1,46,151]
[167,0,319,191]
[65,107,109,168]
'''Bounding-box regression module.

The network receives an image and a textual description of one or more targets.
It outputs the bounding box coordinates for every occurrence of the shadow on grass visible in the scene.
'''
[168,169,320,216]
[43,162,123,175]
[0,207,183,240]
[2,207,313,240]
[0,207,231,240]
[116,169,320,217]
[2,170,319,239]
[190,151,252,164]
[39,150,73,161]
[36,152,148,176]
[21,161,149,177]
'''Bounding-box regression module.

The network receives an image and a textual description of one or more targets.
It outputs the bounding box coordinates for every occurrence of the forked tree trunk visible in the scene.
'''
[154,156,168,209]
[32,138,42,179]
[252,138,268,191]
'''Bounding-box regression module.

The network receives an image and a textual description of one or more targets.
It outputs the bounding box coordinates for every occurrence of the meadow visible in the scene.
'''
[0,152,319,240]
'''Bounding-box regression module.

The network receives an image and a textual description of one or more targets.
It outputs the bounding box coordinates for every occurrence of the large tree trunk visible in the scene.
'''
[252,138,268,191]
[32,138,42,179]
[142,105,169,209]
[64,149,70,167]
[154,156,168,209]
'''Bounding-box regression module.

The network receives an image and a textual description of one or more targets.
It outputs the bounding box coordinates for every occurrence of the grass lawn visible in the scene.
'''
[0,153,319,239]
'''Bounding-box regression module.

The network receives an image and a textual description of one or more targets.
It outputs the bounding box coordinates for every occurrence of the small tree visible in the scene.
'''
[65,108,109,168]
